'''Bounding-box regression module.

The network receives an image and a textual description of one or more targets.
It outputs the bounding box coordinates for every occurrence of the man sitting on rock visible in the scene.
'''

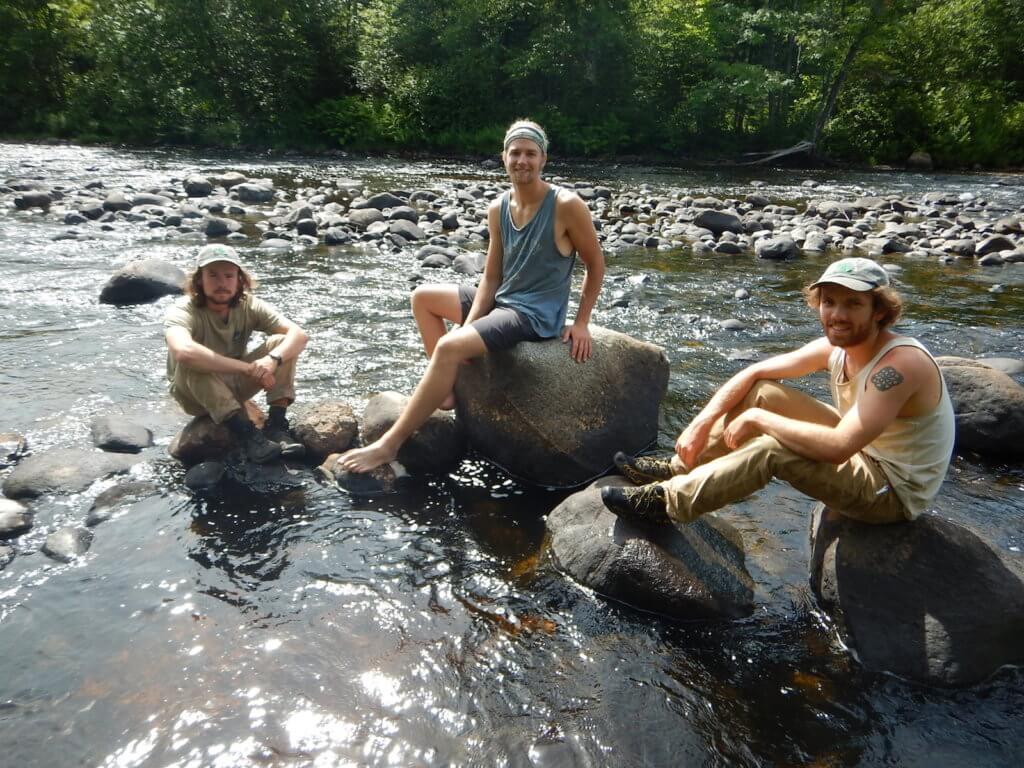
[165,245,308,463]
[606,257,955,526]
[338,118,605,473]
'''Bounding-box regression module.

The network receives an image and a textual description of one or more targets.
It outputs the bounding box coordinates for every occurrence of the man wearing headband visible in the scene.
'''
[339,118,605,474]
[605,257,955,527]
[165,244,309,464]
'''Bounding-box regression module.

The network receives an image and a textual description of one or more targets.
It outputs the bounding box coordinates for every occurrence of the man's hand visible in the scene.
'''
[723,408,765,450]
[247,356,277,389]
[675,418,714,470]
[562,321,593,362]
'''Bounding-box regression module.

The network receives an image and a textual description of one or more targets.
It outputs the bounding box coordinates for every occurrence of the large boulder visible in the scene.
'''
[809,504,1024,686]
[290,401,359,462]
[2,448,139,499]
[361,391,466,474]
[90,415,153,453]
[99,259,185,305]
[454,326,669,488]
[937,356,1024,459]
[548,477,754,620]
[694,209,743,237]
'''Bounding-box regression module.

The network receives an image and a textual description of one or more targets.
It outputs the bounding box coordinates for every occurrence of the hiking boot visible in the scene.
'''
[600,483,671,526]
[225,412,281,464]
[613,451,675,485]
[263,421,306,458]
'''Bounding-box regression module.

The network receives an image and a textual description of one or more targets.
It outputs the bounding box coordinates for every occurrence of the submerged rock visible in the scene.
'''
[937,356,1024,460]
[98,258,186,305]
[361,392,466,475]
[318,453,408,495]
[90,415,153,453]
[0,499,33,538]
[87,480,159,526]
[548,477,754,620]
[809,504,1024,686]
[2,448,139,499]
[43,526,94,562]
[454,326,668,488]
[0,432,27,468]
[0,545,13,569]
[290,401,359,462]
[184,461,226,491]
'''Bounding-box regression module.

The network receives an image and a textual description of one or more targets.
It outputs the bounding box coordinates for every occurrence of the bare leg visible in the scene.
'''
[411,284,465,409]
[339,326,488,472]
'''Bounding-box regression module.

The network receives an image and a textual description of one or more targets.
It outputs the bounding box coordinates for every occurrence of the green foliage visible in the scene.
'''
[2,0,1022,166]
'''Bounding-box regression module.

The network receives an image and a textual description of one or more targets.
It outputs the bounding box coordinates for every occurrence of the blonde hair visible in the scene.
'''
[186,265,257,308]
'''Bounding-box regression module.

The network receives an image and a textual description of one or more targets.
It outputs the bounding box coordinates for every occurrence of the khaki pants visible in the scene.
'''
[661,381,908,525]
[169,335,296,424]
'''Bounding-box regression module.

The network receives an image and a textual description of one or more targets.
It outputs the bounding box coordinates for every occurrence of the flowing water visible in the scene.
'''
[1,142,1022,767]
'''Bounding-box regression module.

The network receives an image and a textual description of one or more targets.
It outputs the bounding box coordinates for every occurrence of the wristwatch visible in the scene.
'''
[269,352,283,366]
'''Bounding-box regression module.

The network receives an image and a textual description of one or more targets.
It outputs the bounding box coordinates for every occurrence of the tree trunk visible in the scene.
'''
[810,23,871,154]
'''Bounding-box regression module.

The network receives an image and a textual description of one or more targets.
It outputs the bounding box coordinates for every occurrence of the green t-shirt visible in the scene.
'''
[164,294,285,381]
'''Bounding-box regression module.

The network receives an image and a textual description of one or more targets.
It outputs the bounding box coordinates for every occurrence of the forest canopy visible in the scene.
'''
[2,0,1022,166]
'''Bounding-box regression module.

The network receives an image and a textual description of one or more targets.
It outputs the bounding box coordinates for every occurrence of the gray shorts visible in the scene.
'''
[458,284,541,351]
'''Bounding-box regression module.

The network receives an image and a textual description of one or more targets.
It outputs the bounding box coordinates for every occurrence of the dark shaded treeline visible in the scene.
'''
[2,0,1022,167]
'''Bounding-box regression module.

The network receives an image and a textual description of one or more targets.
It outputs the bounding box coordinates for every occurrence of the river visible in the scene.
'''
[1,141,1022,767]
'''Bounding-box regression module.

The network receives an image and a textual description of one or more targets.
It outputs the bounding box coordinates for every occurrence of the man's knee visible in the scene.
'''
[744,380,790,410]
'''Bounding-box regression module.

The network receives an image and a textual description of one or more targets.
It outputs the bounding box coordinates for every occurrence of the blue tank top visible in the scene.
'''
[495,185,577,338]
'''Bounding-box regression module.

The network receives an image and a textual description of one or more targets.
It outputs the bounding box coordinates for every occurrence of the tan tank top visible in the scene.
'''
[828,337,955,519]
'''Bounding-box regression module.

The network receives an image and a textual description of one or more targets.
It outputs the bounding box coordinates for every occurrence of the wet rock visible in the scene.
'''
[0,432,27,468]
[295,218,318,236]
[290,401,358,462]
[79,201,105,220]
[386,205,418,223]
[324,228,353,245]
[0,499,33,538]
[993,216,1021,235]
[937,356,1024,460]
[64,211,88,225]
[454,326,669,488]
[976,235,1016,255]
[978,253,1004,267]
[184,175,214,197]
[721,318,746,331]
[548,477,754,620]
[348,208,385,230]
[452,253,485,275]
[15,191,52,211]
[389,219,426,241]
[99,258,186,305]
[694,209,743,237]
[223,458,304,493]
[103,191,132,212]
[90,415,154,453]
[43,526,94,562]
[87,480,159,526]
[810,503,1024,686]
[734,288,750,300]
[184,461,226,491]
[361,391,466,474]
[203,217,242,237]
[212,171,247,189]
[0,545,12,569]
[755,236,798,260]
[330,460,407,495]
[234,182,275,204]
[2,448,139,499]
[132,193,173,208]
[169,415,234,466]
[942,239,975,257]
[353,192,407,211]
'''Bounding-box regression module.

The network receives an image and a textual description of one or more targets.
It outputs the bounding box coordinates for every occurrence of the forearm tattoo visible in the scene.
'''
[872,366,904,391]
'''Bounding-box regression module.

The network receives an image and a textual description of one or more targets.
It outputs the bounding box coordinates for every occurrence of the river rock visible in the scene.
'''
[212,171,247,189]
[1,432,27,468]
[809,504,1024,686]
[936,356,1024,459]
[324,227,353,245]
[2,448,139,499]
[0,545,12,570]
[694,209,743,236]
[976,235,1017,256]
[98,258,185,305]
[361,391,466,474]
[755,236,798,260]
[87,480,159,526]
[290,401,358,462]
[454,326,668,488]
[14,191,51,211]
[976,357,1024,377]
[907,151,934,171]
[169,415,234,466]
[348,208,385,230]
[389,220,426,241]
[326,459,407,495]
[184,175,214,197]
[103,191,132,212]
[203,216,242,237]
[90,415,153,453]
[354,192,407,211]
[43,526,94,562]
[0,499,33,538]
[548,477,754,620]
[184,461,226,491]
[234,182,275,204]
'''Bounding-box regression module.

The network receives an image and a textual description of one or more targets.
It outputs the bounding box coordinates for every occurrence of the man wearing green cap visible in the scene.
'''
[164,244,309,463]
[338,118,605,474]
[605,257,955,526]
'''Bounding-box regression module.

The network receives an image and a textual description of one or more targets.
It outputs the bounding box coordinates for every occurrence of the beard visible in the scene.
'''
[824,322,874,348]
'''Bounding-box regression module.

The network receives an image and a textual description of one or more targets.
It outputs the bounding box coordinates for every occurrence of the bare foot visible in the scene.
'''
[338,441,397,473]
[438,392,456,411]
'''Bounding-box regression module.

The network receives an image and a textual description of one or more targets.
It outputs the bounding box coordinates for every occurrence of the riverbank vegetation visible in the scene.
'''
[2,0,1022,167]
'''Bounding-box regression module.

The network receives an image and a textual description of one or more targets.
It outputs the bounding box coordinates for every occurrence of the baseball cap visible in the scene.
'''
[810,258,889,292]
[196,244,244,270]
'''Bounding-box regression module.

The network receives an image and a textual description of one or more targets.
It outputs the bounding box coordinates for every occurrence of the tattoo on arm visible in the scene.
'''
[872,366,904,391]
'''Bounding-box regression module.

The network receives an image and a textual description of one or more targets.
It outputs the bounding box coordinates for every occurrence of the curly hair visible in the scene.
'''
[803,284,903,329]
[186,265,256,308]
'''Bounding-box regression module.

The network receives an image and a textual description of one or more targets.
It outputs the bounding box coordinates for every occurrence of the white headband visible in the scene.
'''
[503,125,548,153]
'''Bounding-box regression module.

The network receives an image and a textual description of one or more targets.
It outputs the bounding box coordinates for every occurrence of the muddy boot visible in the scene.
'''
[225,411,281,464]
[263,406,305,459]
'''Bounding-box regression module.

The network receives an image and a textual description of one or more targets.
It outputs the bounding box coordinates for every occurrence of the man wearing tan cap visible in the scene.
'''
[338,118,605,474]
[164,245,308,463]
[606,257,955,526]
